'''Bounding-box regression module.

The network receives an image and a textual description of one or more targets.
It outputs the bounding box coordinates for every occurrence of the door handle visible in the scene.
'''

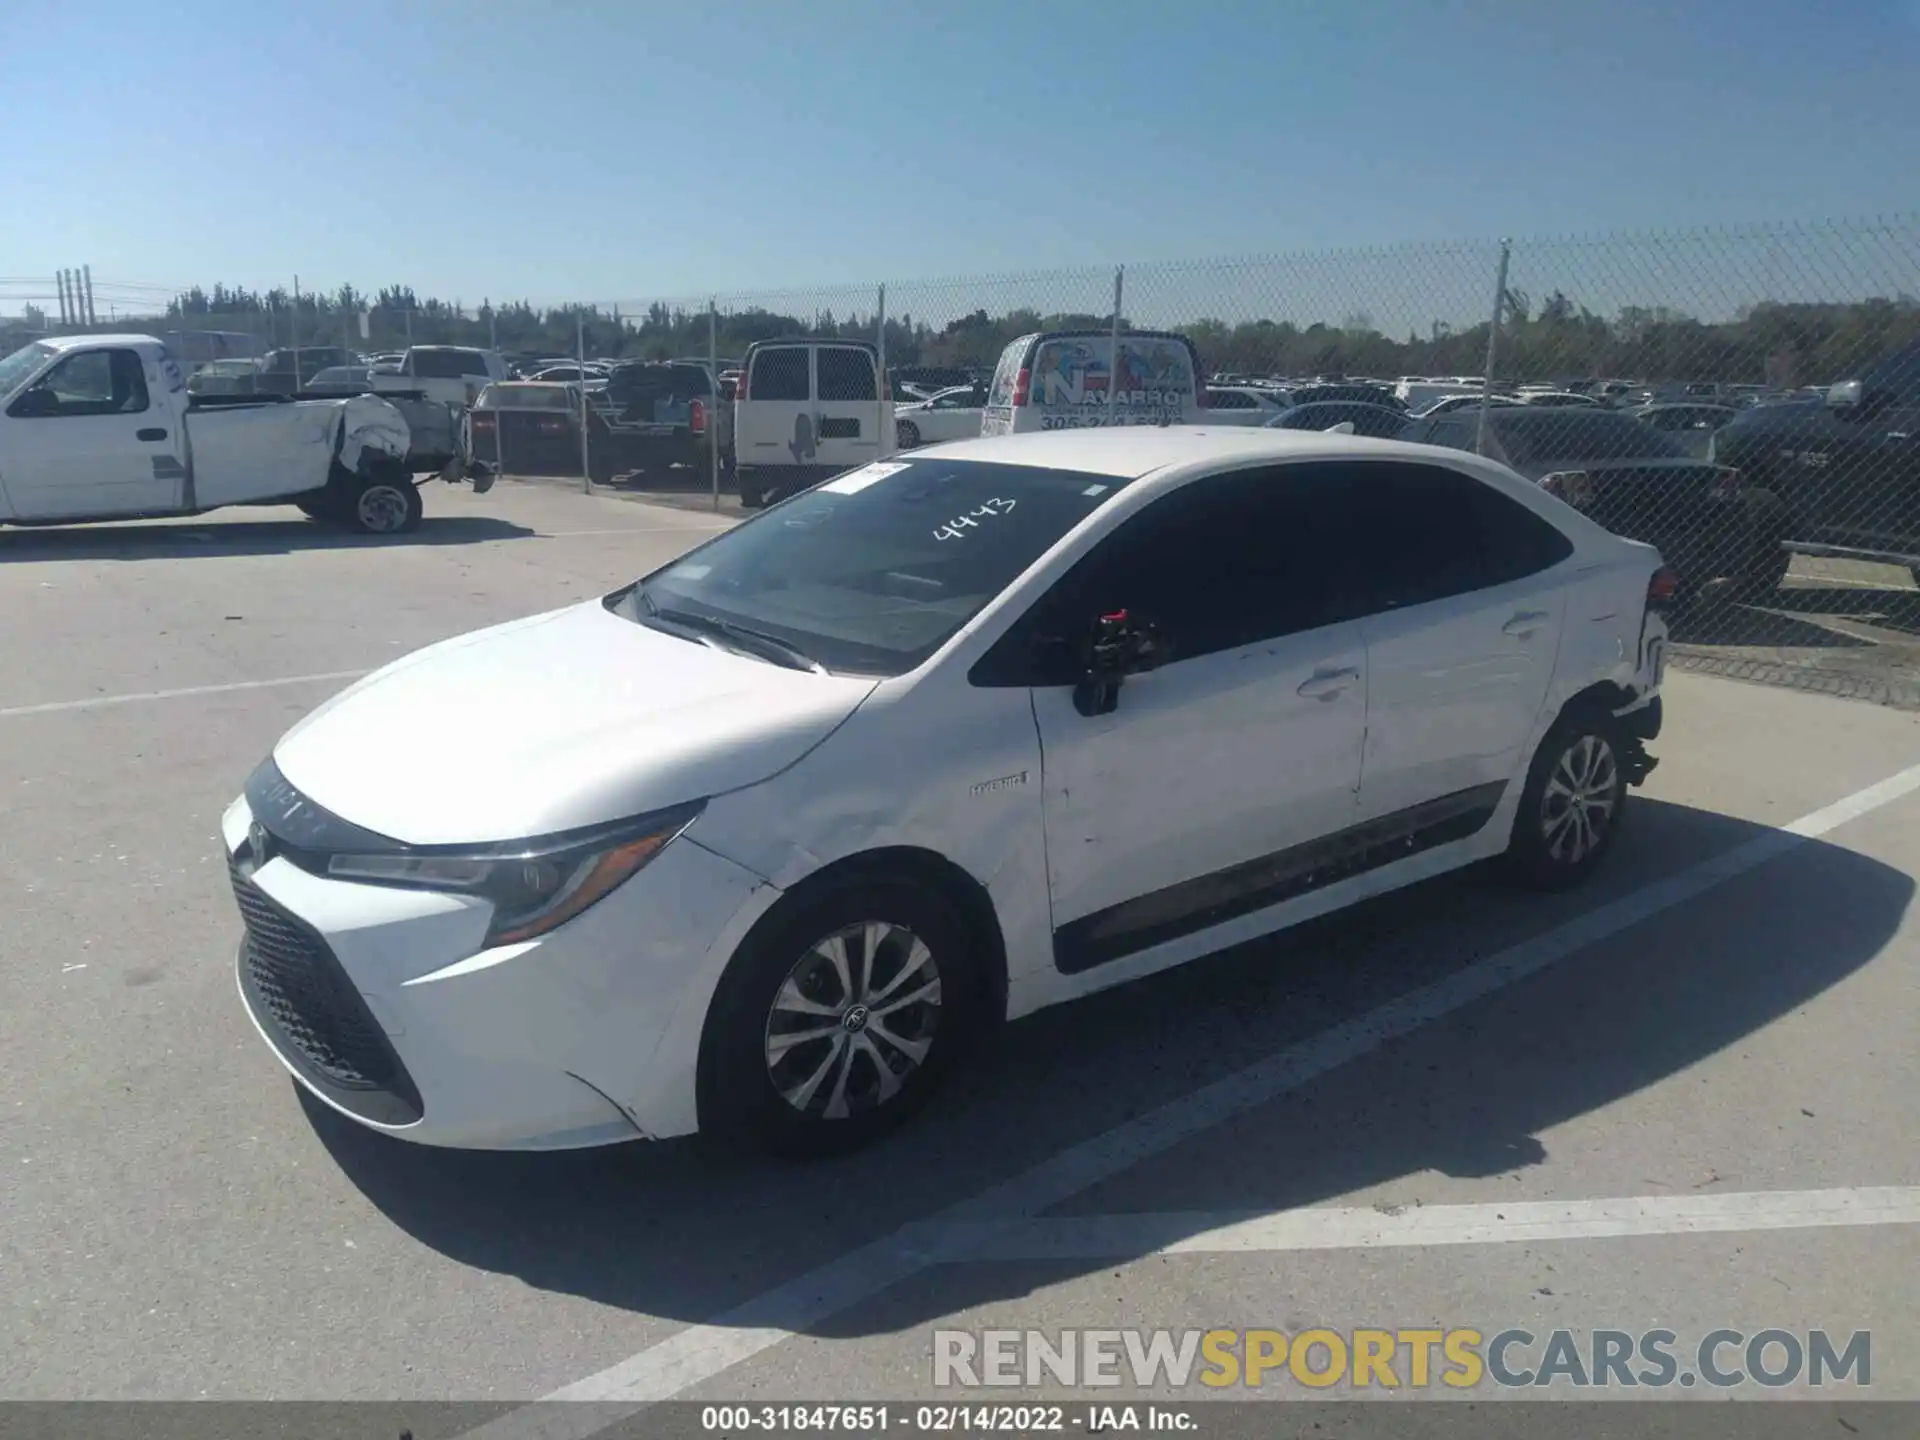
[1297,666,1360,699]
[1503,610,1549,637]
[137,428,168,442]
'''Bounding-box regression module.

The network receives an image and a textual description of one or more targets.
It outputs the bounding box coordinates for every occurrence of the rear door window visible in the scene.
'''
[749,346,810,401]
[1310,461,1572,614]
[410,350,482,380]
[817,347,877,401]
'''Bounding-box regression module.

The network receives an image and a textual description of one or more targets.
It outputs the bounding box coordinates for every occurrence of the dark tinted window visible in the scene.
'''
[411,349,491,379]
[1490,410,1685,466]
[1313,461,1573,610]
[749,346,810,401]
[668,364,714,397]
[1425,419,1477,451]
[983,467,1353,682]
[817,346,877,401]
[1206,389,1257,409]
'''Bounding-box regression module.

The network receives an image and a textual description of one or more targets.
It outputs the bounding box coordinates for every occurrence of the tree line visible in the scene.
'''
[162,282,1920,386]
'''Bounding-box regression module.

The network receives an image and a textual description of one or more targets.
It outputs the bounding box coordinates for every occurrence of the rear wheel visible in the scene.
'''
[1503,707,1628,891]
[897,420,921,449]
[347,469,423,535]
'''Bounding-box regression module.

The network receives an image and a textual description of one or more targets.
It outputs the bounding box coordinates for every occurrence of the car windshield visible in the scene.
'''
[608,457,1132,677]
[0,342,54,398]
[1493,410,1686,465]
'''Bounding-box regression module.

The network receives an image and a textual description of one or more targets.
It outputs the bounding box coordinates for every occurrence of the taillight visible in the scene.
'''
[734,368,749,401]
[690,398,707,436]
[471,412,496,431]
[1715,466,1742,497]
[1647,565,1680,610]
[536,416,569,435]
[1011,367,1031,406]
[880,371,891,401]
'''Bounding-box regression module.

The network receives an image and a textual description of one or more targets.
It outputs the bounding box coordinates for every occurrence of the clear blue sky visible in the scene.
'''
[4,0,1917,311]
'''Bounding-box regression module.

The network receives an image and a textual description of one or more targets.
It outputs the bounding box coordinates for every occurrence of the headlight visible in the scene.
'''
[324,803,702,946]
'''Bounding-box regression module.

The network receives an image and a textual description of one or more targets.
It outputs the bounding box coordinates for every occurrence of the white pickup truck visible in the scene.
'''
[369,345,513,410]
[0,334,492,534]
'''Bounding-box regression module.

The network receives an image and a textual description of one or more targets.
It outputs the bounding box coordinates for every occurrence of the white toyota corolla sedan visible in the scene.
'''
[224,428,1671,1157]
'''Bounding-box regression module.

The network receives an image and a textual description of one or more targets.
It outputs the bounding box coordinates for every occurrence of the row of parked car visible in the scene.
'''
[704,328,1919,601]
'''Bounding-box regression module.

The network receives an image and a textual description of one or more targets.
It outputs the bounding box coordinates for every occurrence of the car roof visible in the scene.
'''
[920,425,1456,479]
[39,333,167,353]
[747,337,878,353]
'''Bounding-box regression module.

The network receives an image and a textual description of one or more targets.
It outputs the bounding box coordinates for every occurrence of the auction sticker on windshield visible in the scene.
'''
[822,462,912,495]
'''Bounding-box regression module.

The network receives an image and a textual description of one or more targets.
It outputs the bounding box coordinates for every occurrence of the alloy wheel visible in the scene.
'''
[763,921,943,1120]
[1541,733,1619,864]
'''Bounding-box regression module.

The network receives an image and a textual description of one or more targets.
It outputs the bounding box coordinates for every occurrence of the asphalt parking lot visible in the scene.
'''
[3,479,1918,1423]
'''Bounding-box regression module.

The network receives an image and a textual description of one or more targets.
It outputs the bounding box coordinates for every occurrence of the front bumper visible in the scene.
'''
[222,793,766,1150]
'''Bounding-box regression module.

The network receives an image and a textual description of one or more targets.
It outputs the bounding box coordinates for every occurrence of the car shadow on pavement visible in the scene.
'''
[306,796,1911,1339]
[0,515,536,561]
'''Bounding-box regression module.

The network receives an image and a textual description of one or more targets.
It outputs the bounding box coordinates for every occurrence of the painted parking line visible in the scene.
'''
[0,670,368,719]
[458,757,1920,1439]
[930,1186,1920,1261]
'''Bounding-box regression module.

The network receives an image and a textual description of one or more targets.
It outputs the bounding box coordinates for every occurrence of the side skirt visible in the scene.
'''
[1053,781,1509,975]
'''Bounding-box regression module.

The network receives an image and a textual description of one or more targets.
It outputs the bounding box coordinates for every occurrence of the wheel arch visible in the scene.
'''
[693,844,1010,1130]
[1559,679,1637,724]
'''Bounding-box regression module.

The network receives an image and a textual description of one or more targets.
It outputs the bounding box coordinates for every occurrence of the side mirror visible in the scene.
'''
[1072,610,1173,717]
[8,386,59,418]
[1827,379,1863,411]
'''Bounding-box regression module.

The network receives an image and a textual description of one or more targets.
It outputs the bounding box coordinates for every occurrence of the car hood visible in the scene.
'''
[270,601,878,845]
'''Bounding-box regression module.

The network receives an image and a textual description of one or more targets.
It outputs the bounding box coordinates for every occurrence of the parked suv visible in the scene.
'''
[733,339,892,506]
[1709,338,1920,581]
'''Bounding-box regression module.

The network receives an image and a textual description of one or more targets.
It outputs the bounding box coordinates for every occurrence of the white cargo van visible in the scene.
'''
[732,339,892,507]
[979,330,1204,435]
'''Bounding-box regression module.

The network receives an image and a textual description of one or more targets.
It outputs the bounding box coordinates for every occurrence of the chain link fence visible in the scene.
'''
[20,216,1917,702]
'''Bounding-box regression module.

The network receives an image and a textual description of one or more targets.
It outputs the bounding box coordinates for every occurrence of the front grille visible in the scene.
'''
[230,853,423,1125]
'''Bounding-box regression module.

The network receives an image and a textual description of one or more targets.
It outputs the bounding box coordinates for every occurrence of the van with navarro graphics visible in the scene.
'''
[981,330,1204,435]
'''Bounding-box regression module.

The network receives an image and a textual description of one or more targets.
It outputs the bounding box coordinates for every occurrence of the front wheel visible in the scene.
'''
[702,877,984,1157]
[347,472,423,534]
[896,420,921,449]
[1502,709,1628,891]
